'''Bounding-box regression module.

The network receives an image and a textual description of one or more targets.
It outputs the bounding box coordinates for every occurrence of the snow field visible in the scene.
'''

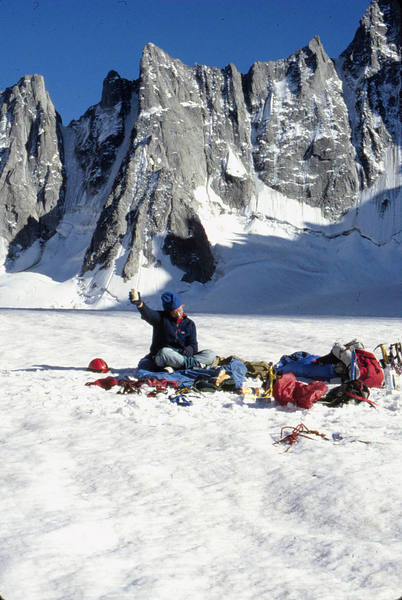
[1,310,402,599]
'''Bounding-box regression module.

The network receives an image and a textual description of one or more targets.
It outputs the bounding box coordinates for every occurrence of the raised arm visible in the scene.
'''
[129,289,161,326]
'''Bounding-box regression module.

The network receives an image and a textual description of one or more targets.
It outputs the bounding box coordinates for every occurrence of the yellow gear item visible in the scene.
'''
[261,363,277,398]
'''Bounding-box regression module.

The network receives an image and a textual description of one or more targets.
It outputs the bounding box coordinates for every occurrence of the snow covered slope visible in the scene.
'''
[1,308,402,600]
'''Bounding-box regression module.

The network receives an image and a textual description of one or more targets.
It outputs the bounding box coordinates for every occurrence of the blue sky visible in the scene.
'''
[1,0,370,125]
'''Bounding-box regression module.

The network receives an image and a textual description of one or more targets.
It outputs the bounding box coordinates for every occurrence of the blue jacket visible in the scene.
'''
[138,302,198,356]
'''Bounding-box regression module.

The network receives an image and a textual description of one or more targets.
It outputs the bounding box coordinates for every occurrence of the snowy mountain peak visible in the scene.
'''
[336,0,400,188]
[0,73,64,267]
[340,0,400,79]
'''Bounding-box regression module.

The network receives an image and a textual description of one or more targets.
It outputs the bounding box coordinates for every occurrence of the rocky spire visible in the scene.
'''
[336,0,401,187]
[0,74,65,264]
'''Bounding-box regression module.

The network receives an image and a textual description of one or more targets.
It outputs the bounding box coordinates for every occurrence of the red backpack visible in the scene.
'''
[353,349,384,388]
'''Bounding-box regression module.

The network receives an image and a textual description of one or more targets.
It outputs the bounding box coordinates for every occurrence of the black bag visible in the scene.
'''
[320,380,373,407]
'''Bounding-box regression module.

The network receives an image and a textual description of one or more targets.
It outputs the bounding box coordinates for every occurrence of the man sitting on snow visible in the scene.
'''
[129,289,216,372]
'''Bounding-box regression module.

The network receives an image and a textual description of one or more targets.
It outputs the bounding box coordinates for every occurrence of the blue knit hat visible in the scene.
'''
[161,291,183,312]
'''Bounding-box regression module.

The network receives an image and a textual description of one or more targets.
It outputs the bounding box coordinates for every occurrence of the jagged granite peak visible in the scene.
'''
[340,0,400,78]
[244,35,360,217]
[77,13,401,287]
[82,36,356,284]
[336,0,401,188]
[82,44,218,282]
[69,71,137,198]
[139,42,253,210]
[0,73,65,263]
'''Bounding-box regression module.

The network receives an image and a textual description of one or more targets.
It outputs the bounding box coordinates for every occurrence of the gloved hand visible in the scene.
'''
[182,345,194,357]
[129,288,142,306]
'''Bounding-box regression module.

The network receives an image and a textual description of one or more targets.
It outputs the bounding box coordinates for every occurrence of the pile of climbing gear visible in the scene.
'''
[273,423,329,452]
[86,376,180,398]
[84,339,401,412]
[389,343,402,374]
[118,377,179,397]
[374,342,402,393]
[319,380,375,408]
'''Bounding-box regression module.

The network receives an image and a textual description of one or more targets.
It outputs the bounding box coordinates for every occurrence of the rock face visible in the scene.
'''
[244,36,360,218]
[0,0,400,299]
[336,0,401,188]
[0,75,65,262]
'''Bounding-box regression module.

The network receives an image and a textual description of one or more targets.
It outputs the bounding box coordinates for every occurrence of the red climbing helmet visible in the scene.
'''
[87,358,109,373]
